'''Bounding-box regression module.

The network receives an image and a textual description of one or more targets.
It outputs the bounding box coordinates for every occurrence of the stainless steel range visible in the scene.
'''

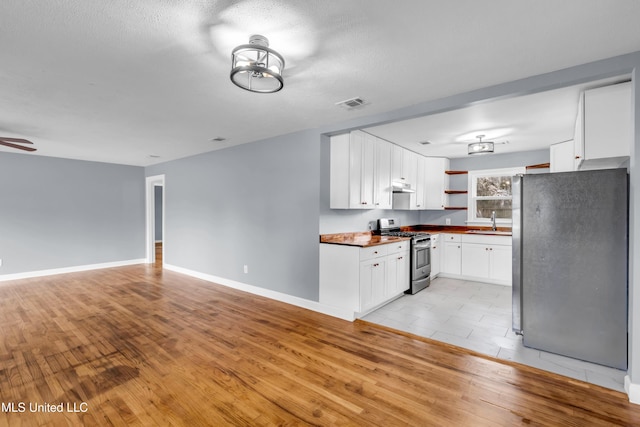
[375,218,431,295]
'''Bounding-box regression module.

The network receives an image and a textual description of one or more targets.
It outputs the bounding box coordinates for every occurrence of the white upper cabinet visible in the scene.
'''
[330,131,393,209]
[577,81,631,170]
[330,131,449,211]
[550,140,574,173]
[373,136,393,209]
[391,144,418,186]
[423,157,448,210]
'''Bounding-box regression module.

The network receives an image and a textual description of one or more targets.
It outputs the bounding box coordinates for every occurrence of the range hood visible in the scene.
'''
[392,181,415,193]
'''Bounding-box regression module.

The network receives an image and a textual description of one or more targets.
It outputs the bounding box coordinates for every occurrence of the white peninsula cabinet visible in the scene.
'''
[320,241,409,318]
[439,233,512,286]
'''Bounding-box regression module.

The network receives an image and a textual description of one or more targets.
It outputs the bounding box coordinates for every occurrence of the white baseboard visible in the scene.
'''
[164,264,355,321]
[625,375,640,404]
[0,259,147,282]
[437,272,511,286]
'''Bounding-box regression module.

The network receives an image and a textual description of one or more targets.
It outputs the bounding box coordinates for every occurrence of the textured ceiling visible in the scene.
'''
[2,1,640,165]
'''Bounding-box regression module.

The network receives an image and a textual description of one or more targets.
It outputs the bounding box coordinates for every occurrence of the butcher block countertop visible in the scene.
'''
[319,232,410,248]
[404,225,512,235]
[320,225,512,247]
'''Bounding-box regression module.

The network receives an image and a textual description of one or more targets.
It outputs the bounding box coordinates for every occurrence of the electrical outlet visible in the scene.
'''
[0,258,3,267]
[243,265,248,274]
[445,218,451,225]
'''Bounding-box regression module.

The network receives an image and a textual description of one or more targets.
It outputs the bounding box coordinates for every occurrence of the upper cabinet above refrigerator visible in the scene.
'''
[576,81,631,171]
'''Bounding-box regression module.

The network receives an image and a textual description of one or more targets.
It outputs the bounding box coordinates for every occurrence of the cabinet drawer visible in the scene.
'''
[360,245,389,260]
[443,234,461,243]
[387,241,409,254]
[461,234,512,246]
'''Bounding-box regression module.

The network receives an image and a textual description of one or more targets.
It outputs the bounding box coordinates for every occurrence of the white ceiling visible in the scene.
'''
[2,1,640,166]
[363,76,630,158]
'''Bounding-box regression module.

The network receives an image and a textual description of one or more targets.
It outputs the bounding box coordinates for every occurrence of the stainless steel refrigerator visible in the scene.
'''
[512,168,628,370]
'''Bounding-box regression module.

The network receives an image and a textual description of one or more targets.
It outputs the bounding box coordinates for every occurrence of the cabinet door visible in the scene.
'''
[550,140,574,173]
[360,258,386,311]
[461,243,490,279]
[442,241,462,275]
[391,144,404,183]
[402,149,418,187]
[423,157,447,210]
[374,137,393,209]
[430,235,441,278]
[387,251,409,295]
[414,156,426,210]
[349,131,375,208]
[584,82,631,161]
[489,245,512,283]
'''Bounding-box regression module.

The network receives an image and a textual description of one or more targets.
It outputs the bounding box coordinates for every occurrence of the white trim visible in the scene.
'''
[164,264,356,321]
[0,259,146,283]
[625,376,640,404]
[146,175,165,264]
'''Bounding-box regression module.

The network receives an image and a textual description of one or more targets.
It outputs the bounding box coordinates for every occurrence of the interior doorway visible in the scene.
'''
[145,175,165,265]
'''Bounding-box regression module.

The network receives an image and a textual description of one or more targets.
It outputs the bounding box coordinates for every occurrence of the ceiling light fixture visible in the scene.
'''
[468,135,494,155]
[230,34,285,93]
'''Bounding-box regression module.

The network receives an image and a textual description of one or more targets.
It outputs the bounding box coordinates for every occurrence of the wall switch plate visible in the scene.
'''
[243,265,248,274]
[0,259,2,267]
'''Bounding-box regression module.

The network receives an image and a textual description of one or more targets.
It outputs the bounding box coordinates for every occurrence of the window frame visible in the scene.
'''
[466,167,525,226]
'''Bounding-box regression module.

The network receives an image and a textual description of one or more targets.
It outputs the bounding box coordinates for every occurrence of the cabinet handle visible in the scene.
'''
[373,251,378,254]
[373,263,379,267]
[575,156,581,159]
[398,256,403,260]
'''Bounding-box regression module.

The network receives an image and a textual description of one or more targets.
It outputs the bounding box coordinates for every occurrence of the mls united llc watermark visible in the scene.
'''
[2,402,88,413]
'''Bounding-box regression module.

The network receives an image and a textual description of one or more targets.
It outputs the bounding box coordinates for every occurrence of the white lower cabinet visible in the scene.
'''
[460,234,512,285]
[441,234,462,275]
[439,233,512,285]
[320,241,410,317]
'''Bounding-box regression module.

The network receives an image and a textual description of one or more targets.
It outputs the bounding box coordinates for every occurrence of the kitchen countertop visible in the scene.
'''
[320,225,512,247]
[404,225,512,236]
[320,232,410,247]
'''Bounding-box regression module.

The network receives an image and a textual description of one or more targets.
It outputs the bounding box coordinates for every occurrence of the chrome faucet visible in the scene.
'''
[491,211,497,231]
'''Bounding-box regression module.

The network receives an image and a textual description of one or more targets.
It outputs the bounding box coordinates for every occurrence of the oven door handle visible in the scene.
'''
[413,243,431,249]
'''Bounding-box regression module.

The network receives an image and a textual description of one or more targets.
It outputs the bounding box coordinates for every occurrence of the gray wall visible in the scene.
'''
[0,152,145,275]
[146,129,321,301]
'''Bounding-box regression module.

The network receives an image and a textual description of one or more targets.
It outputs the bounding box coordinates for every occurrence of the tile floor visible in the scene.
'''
[362,277,626,392]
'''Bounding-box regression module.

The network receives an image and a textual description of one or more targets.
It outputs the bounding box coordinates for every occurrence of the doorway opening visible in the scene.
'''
[146,175,165,266]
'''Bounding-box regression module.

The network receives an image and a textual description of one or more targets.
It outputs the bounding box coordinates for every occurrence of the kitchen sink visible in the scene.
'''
[466,230,512,236]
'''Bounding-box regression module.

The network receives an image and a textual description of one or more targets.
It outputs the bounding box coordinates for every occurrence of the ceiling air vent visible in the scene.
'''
[335,97,368,110]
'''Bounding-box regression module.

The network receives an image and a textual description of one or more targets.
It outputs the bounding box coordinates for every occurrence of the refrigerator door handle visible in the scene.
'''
[512,174,523,335]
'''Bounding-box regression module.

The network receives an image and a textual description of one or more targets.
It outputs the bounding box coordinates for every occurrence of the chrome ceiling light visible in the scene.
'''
[468,135,494,155]
[230,34,285,93]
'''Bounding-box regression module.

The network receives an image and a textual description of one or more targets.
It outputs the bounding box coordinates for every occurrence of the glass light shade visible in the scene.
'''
[230,35,285,93]
[468,141,494,155]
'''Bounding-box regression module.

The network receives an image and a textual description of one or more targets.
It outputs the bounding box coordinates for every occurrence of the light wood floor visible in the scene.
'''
[1,265,640,426]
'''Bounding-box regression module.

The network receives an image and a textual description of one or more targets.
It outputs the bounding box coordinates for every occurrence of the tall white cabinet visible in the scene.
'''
[330,131,392,209]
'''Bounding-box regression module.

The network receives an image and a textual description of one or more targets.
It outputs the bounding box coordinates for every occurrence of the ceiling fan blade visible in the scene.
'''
[0,137,33,144]
[0,140,37,152]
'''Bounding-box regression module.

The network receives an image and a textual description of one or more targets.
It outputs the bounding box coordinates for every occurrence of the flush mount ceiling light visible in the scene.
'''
[230,34,285,93]
[468,135,494,155]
